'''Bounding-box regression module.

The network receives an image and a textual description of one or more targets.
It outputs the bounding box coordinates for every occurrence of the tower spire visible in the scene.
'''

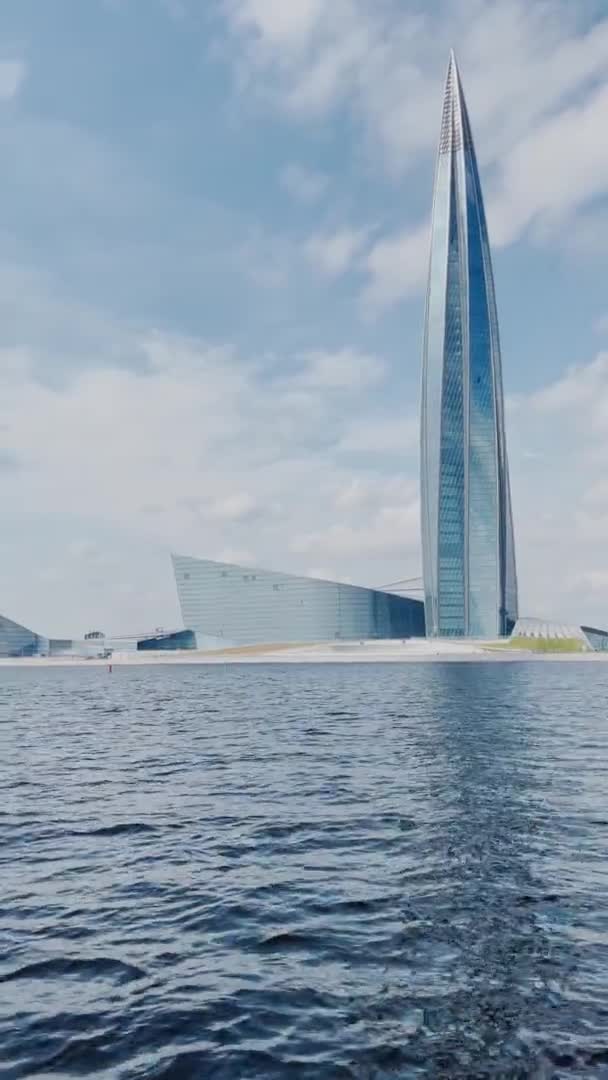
[439,49,462,156]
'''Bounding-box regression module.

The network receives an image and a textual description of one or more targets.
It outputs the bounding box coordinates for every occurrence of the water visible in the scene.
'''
[2,662,608,1079]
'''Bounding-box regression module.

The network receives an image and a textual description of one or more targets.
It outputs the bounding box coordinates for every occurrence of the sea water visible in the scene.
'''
[2,662,608,1078]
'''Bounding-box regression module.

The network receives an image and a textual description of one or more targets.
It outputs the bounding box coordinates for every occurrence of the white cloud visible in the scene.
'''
[306,566,353,584]
[334,473,415,511]
[0,322,413,632]
[280,162,328,203]
[527,352,608,424]
[572,569,608,592]
[305,225,370,276]
[225,1,608,166]
[228,0,326,48]
[4,285,608,632]
[208,492,260,521]
[582,479,608,509]
[334,477,373,510]
[2,0,608,636]
[67,539,110,563]
[0,60,26,100]
[225,1,608,308]
[489,80,608,248]
[362,222,429,310]
[215,546,256,565]
[364,72,608,308]
[290,501,420,557]
[561,209,608,259]
[288,347,385,390]
[337,415,418,455]
[225,0,414,133]
[504,350,608,625]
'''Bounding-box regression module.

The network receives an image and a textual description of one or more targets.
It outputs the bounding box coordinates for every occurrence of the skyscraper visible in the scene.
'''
[420,52,518,638]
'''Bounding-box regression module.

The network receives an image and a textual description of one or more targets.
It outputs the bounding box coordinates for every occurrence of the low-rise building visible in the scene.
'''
[172,553,426,649]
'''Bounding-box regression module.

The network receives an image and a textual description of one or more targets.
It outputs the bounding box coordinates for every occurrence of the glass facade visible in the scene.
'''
[137,629,196,652]
[582,627,608,652]
[172,555,426,648]
[0,613,42,657]
[421,52,518,638]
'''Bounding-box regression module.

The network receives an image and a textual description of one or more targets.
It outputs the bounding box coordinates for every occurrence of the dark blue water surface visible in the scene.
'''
[2,662,608,1079]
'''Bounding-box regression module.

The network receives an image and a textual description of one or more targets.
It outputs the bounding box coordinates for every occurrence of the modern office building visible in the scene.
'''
[420,51,518,638]
[172,554,425,648]
[0,613,43,657]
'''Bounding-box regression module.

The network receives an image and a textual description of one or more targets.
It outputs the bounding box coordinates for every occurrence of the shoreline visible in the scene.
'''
[1,639,607,667]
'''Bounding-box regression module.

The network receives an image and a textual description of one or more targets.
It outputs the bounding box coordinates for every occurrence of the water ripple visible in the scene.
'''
[2,661,608,1077]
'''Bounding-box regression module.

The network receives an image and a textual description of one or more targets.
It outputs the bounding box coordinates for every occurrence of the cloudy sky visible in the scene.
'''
[0,0,607,636]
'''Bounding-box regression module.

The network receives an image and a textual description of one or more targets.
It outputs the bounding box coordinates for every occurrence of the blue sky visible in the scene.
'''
[0,0,607,635]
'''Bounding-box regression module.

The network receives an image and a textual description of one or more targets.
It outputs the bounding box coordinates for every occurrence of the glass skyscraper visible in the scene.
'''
[421,51,518,638]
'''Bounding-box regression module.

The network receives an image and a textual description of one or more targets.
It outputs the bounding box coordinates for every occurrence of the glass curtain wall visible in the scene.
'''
[420,52,518,637]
